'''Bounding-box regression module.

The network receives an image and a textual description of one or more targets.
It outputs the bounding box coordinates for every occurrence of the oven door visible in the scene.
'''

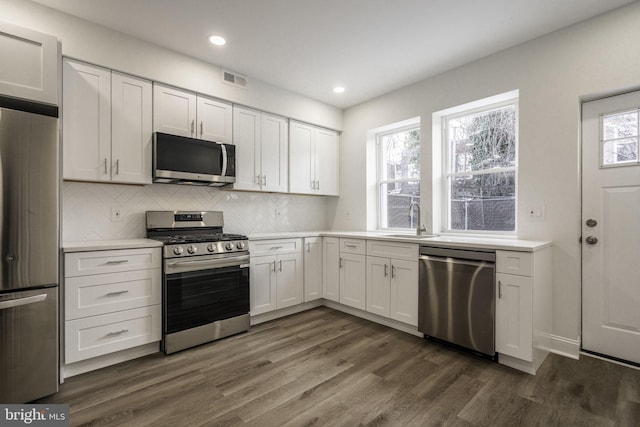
[164,254,249,334]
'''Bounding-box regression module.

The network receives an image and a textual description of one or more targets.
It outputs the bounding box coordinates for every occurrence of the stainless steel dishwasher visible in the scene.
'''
[418,246,496,357]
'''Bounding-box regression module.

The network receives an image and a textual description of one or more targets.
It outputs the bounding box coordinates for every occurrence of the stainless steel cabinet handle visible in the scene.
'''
[339,257,343,268]
[279,260,283,272]
[106,260,129,265]
[384,264,388,277]
[272,261,276,272]
[106,290,129,296]
[115,159,120,175]
[191,120,195,135]
[311,180,315,190]
[345,244,357,249]
[256,175,261,185]
[585,236,598,245]
[0,294,47,310]
[391,265,396,279]
[104,157,108,174]
[200,121,204,136]
[317,180,320,191]
[306,243,310,253]
[106,329,129,337]
[263,175,267,187]
[498,280,502,299]
[270,246,283,250]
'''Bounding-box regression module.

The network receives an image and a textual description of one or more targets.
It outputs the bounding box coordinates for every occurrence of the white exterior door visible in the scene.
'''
[582,91,640,365]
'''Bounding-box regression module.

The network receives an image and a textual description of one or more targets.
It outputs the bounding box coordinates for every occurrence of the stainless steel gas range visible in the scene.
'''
[146,211,250,354]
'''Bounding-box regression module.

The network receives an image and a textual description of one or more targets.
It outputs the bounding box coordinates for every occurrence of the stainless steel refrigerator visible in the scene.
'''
[0,101,59,403]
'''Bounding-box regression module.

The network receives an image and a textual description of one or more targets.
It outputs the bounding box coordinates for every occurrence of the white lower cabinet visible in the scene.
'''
[337,239,366,310]
[494,248,552,374]
[63,247,162,367]
[304,237,323,302]
[322,237,340,302]
[366,241,419,326]
[249,239,303,315]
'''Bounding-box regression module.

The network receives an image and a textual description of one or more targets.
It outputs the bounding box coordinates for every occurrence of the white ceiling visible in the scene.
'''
[34,0,635,109]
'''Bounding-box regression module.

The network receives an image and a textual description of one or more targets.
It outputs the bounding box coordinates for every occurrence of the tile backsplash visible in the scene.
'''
[62,182,329,241]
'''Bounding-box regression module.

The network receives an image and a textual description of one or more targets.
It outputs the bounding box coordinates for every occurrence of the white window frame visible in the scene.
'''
[437,91,519,236]
[376,121,421,231]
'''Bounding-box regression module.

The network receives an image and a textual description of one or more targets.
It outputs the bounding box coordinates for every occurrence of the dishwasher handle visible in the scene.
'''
[419,254,494,268]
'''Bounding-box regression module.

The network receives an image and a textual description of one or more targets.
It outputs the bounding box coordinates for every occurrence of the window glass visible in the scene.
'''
[602,110,639,166]
[444,103,517,233]
[378,127,420,229]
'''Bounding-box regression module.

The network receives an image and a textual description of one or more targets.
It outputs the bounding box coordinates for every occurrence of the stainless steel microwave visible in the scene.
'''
[153,132,236,186]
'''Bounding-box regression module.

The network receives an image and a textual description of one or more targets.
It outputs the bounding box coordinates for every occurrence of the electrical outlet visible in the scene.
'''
[111,208,122,222]
[527,205,545,220]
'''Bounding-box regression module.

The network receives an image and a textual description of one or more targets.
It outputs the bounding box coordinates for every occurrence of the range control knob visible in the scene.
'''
[236,241,245,250]
[225,242,234,251]
[187,245,197,254]
[173,246,184,256]
[207,243,216,253]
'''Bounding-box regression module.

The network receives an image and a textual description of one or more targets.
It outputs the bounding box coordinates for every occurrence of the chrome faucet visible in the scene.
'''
[408,201,427,236]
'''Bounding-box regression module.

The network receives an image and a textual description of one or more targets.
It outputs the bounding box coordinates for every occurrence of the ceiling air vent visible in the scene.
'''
[222,70,248,89]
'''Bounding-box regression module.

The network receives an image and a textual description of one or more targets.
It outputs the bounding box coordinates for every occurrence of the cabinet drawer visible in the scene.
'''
[366,240,418,261]
[65,269,161,320]
[496,251,532,276]
[250,239,302,256]
[65,305,161,364]
[340,238,366,255]
[65,248,161,277]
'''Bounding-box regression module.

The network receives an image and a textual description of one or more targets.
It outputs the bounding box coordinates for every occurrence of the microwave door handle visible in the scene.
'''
[221,143,228,176]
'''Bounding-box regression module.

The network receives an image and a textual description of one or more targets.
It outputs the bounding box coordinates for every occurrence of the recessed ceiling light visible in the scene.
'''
[209,35,226,46]
[333,86,345,94]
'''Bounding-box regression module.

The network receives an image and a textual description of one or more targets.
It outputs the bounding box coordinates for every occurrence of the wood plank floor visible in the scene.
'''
[39,307,640,426]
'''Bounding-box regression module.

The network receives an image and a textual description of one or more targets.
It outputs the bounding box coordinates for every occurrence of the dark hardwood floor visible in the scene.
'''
[39,307,640,426]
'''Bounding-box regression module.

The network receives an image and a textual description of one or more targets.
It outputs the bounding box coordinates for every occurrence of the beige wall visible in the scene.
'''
[328,2,640,348]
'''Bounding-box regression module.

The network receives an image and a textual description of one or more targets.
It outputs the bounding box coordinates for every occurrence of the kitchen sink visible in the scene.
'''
[376,233,439,239]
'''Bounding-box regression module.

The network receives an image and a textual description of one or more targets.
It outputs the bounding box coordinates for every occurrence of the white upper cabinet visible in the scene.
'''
[153,83,232,143]
[0,21,58,105]
[289,121,339,196]
[111,72,152,184]
[63,60,112,182]
[153,84,196,137]
[233,106,288,192]
[197,95,233,143]
[63,59,152,184]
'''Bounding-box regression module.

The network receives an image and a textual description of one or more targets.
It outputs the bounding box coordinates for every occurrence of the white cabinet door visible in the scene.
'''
[322,237,340,302]
[315,128,339,196]
[233,106,261,191]
[496,273,533,361]
[111,72,152,184]
[276,252,303,309]
[197,95,232,143]
[250,255,277,315]
[340,253,366,310]
[304,237,323,302]
[0,21,58,105]
[366,256,390,317]
[63,59,111,182]
[289,121,315,194]
[261,113,288,193]
[390,259,419,326]
[153,84,197,137]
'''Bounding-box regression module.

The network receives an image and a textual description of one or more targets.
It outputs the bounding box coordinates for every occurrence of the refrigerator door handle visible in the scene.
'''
[0,294,47,310]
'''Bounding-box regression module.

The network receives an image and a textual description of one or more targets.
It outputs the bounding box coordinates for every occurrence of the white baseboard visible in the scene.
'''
[322,300,423,337]
[547,334,580,359]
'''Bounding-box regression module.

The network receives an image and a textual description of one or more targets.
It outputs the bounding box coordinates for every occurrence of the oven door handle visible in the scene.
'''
[166,254,250,272]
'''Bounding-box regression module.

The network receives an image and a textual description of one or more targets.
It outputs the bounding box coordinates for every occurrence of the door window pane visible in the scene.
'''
[602,110,639,166]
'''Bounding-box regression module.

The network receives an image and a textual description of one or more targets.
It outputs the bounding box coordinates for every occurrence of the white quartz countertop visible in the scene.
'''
[62,239,163,253]
[248,231,551,252]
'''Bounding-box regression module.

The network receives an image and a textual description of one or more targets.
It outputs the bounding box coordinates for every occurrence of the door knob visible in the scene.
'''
[586,219,597,227]
[585,236,598,245]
